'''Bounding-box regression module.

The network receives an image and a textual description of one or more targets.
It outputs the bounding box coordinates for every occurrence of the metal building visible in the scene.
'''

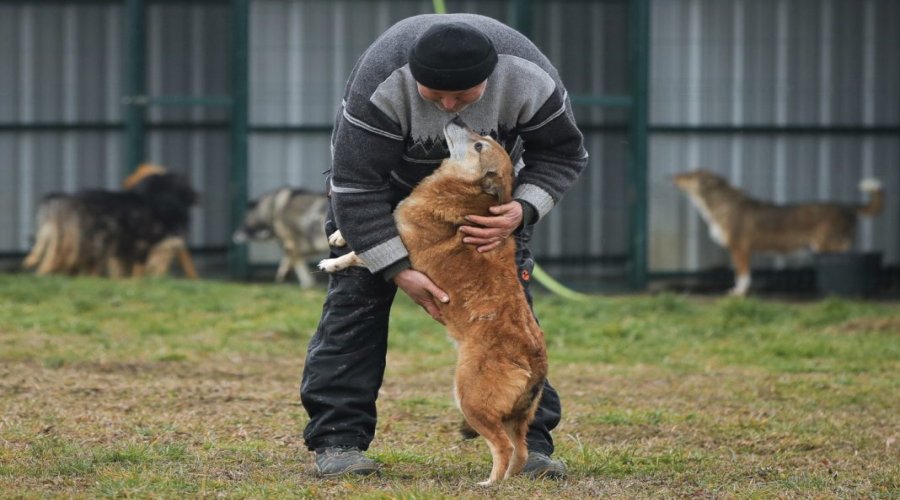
[0,0,897,292]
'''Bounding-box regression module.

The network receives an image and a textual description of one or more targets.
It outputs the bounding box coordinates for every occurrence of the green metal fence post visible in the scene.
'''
[507,0,533,37]
[229,0,249,279]
[123,0,146,177]
[629,0,650,290]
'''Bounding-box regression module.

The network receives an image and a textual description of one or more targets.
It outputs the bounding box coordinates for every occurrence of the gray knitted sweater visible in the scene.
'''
[329,13,589,275]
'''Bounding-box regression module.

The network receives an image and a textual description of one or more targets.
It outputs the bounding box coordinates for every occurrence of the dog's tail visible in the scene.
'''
[857,178,884,216]
[22,220,53,270]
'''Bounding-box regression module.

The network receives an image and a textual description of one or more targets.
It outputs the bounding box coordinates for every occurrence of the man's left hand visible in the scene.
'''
[460,201,522,253]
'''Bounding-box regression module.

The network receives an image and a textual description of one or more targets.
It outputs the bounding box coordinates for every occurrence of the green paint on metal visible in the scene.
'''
[569,94,633,107]
[628,0,650,290]
[229,0,250,279]
[145,95,233,107]
[507,0,534,37]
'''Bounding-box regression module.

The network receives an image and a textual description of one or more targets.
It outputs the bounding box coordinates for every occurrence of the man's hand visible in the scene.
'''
[459,201,522,253]
[393,268,449,324]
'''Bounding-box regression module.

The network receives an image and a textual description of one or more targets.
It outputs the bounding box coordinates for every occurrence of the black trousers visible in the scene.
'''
[300,218,561,455]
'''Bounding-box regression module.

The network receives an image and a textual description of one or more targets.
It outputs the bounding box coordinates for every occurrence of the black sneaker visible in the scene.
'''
[314,446,379,478]
[522,451,567,480]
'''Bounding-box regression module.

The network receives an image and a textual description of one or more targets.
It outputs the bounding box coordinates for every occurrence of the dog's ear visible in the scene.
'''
[480,171,509,203]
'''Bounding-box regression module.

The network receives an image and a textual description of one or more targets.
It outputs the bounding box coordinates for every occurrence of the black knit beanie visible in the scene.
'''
[408,22,498,91]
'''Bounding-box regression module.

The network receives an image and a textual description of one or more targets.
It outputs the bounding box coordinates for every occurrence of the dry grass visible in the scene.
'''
[0,275,897,498]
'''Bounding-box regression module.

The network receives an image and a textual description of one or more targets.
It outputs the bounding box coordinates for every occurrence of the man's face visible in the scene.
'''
[416,81,487,114]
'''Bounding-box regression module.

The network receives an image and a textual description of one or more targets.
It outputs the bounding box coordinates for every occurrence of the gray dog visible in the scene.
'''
[233,187,330,287]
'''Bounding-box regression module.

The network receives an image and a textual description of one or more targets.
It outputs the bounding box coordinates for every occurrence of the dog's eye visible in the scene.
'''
[474,142,483,153]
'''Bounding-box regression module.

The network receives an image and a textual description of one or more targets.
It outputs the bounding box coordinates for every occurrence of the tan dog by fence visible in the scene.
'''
[673,169,884,296]
[319,118,548,484]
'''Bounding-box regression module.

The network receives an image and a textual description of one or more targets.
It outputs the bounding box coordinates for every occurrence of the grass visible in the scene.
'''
[0,274,897,498]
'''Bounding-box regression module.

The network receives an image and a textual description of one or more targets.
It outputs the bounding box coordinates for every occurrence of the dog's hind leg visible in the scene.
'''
[504,378,542,478]
[463,411,513,486]
[293,259,315,288]
[503,419,529,479]
[457,373,516,484]
[145,237,183,277]
[275,255,291,282]
[176,247,199,279]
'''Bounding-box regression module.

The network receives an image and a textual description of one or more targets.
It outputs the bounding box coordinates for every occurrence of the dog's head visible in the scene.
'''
[232,190,280,243]
[130,172,198,229]
[125,164,198,220]
[672,169,728,196]
[442,117,514,203]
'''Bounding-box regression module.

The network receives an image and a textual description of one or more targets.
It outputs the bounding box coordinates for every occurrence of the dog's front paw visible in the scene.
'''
[318,252,363,273]
[318,258,345,273]
[328,230,347,248]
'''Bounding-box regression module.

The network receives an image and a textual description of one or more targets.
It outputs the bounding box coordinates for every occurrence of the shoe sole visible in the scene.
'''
[316,462,379,478]
[529,469,567,480]
[524,463,567,480]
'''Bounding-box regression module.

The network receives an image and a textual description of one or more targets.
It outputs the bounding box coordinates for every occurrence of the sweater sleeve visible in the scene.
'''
[329,95,409,274]
[513,88,589,220]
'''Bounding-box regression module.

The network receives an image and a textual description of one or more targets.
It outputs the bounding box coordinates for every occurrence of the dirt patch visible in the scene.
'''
[830,317,900,335]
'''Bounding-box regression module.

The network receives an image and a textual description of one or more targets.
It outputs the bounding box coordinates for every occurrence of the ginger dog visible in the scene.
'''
[673,169,884,296]
[319,117,548,484]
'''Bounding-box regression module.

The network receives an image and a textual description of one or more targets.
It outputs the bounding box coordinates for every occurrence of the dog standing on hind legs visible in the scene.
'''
[672,169,884,296]
[319,118,547,485]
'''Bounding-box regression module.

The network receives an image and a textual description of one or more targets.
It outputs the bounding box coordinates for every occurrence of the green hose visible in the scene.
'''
[532,263,592,301]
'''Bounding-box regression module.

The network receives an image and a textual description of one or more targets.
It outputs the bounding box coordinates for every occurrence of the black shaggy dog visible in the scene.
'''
[23,172,198,278]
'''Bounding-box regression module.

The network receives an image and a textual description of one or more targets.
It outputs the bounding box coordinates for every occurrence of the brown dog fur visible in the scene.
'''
[673,169,884,295]
[319,119,548,484]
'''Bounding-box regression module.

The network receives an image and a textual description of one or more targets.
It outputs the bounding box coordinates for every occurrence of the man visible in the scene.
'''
[301,13,588,479]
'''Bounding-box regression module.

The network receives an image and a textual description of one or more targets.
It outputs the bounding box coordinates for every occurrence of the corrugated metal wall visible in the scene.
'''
[0,1,232,252]
[649,0,900,272]
[1,0,897,283]
[0,3,124,251]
